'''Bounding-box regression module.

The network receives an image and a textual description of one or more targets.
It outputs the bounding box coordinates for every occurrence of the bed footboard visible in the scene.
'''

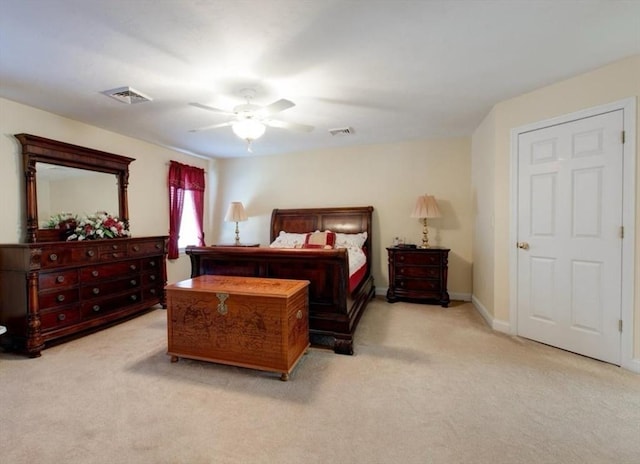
[185,246,374,354]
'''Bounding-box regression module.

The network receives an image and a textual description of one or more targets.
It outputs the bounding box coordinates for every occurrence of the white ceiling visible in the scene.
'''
[1,0,639,159]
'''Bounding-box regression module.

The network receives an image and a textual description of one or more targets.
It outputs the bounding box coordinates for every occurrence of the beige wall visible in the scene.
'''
[0,97,210,285]
[470,108,496,312]
[213,138,473,297]
[471,55,640,361]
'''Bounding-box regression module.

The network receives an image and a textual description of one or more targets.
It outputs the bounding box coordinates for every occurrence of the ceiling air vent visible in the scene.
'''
[103,86,153,104]
[328,126,355,136]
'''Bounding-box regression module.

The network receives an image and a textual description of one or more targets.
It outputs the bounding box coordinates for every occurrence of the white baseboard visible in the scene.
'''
[471,295,510,333]
[622,357,640,374]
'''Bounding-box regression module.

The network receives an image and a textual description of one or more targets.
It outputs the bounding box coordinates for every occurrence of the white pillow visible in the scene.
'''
[335,231,368,249]
[269,231,307,248]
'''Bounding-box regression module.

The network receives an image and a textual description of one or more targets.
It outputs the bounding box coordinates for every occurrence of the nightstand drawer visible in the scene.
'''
[395,252,442,265]
[395,278,442,292]
[396,266,440,279]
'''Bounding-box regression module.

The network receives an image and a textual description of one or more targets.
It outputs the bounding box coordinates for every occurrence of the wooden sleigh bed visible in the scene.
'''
[185,206,375,355]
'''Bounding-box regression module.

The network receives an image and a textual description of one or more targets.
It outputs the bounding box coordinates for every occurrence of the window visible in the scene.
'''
[168,161,205,259]
[177,190,199,250]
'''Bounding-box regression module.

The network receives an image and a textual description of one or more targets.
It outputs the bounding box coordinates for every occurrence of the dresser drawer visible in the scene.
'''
[40,306,81,331]
[142,256,163,270]
[80,275,141,299]
[81,291,143,318]
[142,271,161,286]
[129,239,165,256]
[40,245,99,268]
[79,260,141,282]
[39,288,80,310]
[144,286,163,301]
[99,242,128,260]
[39,269,79,289]
[393,252,442,265]
[396,265,440,279]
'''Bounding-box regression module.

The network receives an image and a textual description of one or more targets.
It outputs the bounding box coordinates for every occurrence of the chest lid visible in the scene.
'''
[166,275,309,298]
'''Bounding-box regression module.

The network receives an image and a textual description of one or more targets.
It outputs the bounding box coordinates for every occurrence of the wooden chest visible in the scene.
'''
[166,275,310,380]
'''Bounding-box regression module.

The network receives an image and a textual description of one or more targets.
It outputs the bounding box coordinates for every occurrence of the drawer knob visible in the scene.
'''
[130,295,137,302]
[49,253,58,261]
[155,243,161,249]
[149,288,156,295]
[149,260,156,267]
[112,244,119,250]
[296,310,303,320]
[399,268,404,274]
[87,250,95,257]
[93,305,100,312]
[57,313,66,321]
[56,275,65,283]
[56,294,65,302]
[130,264,137,271]
[149,275,156,281]
[92,270,99,277]
[399,256,405,261]
[112,253,119,258]
[132,245,139,252]
[92,288,100,295]
[130,279,137,286]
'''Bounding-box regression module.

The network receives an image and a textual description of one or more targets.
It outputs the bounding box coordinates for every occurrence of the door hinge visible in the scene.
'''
[620,226,624,239]
[622,130,625,144]
[619,319,623,332]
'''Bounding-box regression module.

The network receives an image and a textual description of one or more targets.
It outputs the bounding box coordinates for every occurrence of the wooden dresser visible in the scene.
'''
[386,246,450,307]
[166,275,309,381]
[0,236,168,357]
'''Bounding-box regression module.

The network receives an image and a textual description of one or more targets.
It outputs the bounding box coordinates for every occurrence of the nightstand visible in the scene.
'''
[386,246,450,307]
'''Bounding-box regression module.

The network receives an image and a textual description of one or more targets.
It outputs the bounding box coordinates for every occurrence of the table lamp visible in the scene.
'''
[224,201,248,245]
[410,195,441,248]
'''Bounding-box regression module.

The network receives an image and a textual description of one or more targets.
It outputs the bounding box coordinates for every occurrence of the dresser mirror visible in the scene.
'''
[16,133,134,243]
[36,163,120,228]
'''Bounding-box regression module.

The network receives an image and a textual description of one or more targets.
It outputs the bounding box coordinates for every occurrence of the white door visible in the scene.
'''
[516,110,623,364]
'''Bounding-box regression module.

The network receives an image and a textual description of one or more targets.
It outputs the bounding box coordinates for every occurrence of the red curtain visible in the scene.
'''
[168,161,206,259]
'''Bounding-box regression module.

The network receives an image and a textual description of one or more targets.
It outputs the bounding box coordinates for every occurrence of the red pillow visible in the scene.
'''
[302,231,336,249]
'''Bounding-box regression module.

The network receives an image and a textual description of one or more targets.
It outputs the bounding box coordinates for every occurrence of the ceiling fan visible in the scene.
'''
[189,88,314,151]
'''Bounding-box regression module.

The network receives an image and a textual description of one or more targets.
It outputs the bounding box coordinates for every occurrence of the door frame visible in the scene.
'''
[509,97,637,371]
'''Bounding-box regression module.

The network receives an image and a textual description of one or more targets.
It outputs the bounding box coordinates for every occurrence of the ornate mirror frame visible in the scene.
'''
[16,134,134,243]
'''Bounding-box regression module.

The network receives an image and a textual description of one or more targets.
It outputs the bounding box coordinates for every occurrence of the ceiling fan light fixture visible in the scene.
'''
[232,118,266,141]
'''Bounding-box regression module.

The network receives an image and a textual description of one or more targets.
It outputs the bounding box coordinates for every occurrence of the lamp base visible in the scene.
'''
[234,222,241,246]
[420,218,430,248]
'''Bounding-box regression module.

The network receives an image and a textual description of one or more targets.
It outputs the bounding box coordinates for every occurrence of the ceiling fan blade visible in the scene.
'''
[265,119,314,132]
[188,121,233,132]
[189,102,235,115]
[261,98,295,115]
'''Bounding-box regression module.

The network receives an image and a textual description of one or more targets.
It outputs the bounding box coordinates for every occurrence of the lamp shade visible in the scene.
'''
[224,202,248,222]
[411,195,441,219]
[232,118,266,141]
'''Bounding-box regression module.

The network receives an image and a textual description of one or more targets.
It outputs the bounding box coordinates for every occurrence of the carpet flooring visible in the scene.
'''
[1,298,639,464]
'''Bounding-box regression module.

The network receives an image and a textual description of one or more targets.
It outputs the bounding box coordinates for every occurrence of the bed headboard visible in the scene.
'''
[270,206,374,262]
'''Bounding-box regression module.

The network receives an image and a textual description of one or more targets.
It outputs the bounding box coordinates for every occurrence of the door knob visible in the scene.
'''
[517,242,530,250]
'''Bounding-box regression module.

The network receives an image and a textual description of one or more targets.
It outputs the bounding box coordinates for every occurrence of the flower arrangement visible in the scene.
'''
[46,212,78,233]
[48,211,130,241]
